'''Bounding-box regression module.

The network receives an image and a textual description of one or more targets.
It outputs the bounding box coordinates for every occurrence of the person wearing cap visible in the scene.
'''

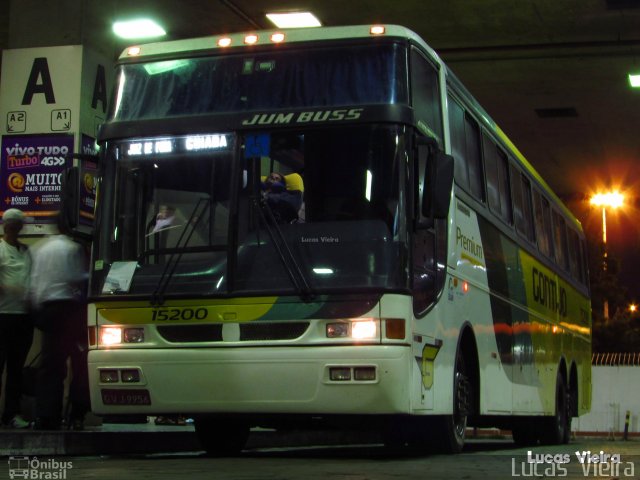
[0,208,33,429]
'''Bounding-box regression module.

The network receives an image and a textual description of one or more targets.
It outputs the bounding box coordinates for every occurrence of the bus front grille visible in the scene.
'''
[156,322,310,343]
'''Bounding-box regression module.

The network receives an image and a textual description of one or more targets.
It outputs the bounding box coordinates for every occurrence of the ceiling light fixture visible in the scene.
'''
[113,19,167,40]
[628,73,640,88]
[266,12,321,28]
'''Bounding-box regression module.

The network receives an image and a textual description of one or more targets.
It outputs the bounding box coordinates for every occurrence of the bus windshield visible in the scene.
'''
[111,44,408,121]
[92,125,410,298]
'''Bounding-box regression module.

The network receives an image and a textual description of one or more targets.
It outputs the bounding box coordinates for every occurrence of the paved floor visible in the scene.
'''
[3,439,638,480]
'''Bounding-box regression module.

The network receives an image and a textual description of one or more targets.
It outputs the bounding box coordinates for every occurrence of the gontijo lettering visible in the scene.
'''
[532,267,568,316]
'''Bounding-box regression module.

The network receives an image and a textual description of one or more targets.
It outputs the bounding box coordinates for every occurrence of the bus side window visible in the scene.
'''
[411,48,443,142]
[567,227,581,281]
[512,166,535,242]
[579,238,589,287]
[465,113,484,201]
[533,189,554,259]
[552,210,569,271]
[511,164,525,233]
[448,96,469,189]
[520,176,535,242]
[482,134,512,224]
[447,94,484,202]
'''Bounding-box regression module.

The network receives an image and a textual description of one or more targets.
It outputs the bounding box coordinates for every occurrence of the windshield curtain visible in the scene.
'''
[111,44,408,121]
[91,125,410,298]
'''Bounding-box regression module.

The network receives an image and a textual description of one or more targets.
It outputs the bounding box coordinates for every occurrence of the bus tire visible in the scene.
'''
[539,372,570,445]
[430,352,471,454]
[194,417,250,456]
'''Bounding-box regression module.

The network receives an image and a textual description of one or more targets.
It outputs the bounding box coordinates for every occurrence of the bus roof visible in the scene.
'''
[118,24,441,63]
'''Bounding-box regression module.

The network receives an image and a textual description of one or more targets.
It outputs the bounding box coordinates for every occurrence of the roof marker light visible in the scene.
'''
[244,34,258,45]
[127,46,142,56]
[370,25,386,35]
[218,37,232,47]
[271,32,285,43]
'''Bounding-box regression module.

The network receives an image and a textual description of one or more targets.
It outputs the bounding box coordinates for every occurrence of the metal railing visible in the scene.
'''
[592,352,640,366]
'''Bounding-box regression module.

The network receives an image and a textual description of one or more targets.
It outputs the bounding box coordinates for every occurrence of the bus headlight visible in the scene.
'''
[351,320,377,339]
[99,327,145,345]
[100,327,122,345]
[124,328,145,343]
[326,319,378,340]
[326,323,349,338]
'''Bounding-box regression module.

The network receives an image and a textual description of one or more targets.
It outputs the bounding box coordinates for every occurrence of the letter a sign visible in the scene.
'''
[0,46,82,134]
[22,57,56,105]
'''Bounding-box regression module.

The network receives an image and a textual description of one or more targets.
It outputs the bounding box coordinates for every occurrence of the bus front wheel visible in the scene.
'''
[429,352,471,454]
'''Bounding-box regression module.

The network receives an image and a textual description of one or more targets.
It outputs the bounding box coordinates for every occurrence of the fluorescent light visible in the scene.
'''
[313,268,334,275]
[629,73,640,88]
[266,12,321,28]
[365,170,373,201]
[113,19,166,39]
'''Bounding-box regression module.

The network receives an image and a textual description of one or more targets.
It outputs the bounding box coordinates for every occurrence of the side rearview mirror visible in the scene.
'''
[414,136,454,229]
[422,150,454,220]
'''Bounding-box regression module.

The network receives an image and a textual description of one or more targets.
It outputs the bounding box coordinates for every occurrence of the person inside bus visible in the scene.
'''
[151,204,177,233]
[261,172,303,224]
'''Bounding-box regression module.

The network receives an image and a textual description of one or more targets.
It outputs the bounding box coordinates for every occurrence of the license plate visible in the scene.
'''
[101,389,151,406]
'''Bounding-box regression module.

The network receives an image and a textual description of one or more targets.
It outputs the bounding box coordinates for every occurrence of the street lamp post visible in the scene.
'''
[590,191,624,321]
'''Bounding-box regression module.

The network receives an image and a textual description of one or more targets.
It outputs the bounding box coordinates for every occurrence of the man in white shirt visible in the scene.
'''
[30,214,88,430]
[0,208,33,429]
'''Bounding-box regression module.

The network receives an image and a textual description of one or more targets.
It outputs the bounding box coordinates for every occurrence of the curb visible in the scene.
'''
[0,427,379,456]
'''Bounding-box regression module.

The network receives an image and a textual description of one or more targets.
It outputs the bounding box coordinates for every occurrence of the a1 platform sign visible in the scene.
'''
[51,109,71,131]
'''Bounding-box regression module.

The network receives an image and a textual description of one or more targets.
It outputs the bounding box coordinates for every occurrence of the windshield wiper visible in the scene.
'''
[253,196,314,303]
[151,197,210,305]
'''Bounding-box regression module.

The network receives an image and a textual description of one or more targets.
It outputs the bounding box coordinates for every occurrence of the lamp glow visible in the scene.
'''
[113,19,166,39]
[629,73,640,88]
[590,192,624,208]
[266,12,321,28]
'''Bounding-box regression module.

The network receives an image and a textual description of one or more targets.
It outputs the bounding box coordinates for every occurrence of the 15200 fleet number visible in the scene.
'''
[151,307,209,322]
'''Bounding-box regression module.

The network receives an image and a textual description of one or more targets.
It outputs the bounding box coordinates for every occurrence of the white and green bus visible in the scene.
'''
[83,25,591,454]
